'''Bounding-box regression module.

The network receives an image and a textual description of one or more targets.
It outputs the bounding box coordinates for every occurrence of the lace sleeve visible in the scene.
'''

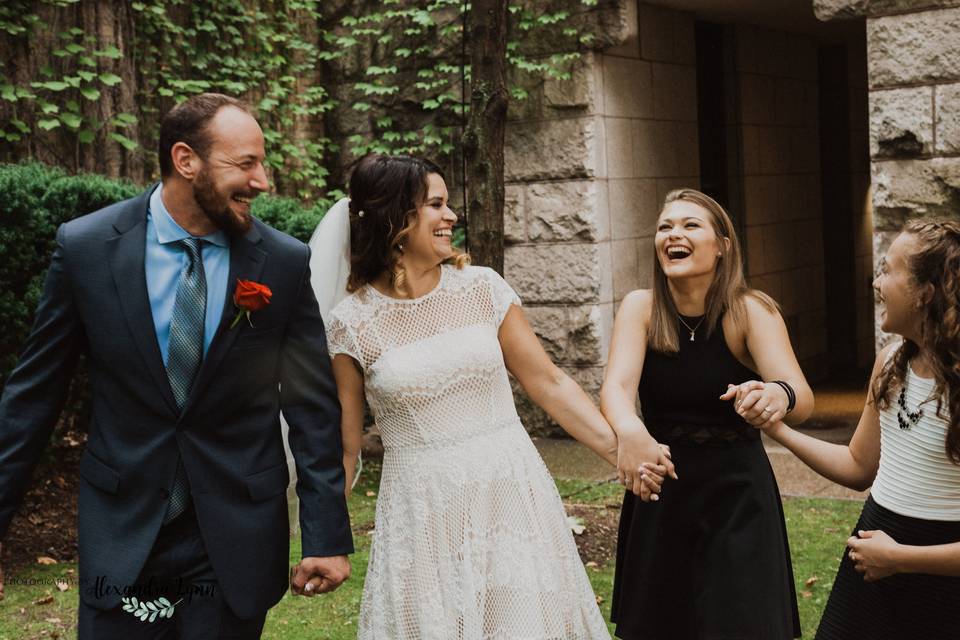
[326,311,362,364]
[483,268,522,326]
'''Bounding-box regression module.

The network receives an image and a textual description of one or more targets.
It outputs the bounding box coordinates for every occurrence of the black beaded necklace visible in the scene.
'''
[896,384,924,430]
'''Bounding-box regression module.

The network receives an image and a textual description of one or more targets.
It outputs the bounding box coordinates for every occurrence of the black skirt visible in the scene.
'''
[815,495,960,640]
[611,439,800,640]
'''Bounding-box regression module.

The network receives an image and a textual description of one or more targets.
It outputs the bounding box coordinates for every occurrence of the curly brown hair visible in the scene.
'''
[345,154,468,294]
[873,218,960,463]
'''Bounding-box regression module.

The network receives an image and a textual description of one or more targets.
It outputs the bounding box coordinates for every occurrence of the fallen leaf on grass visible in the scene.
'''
[53,476,67,489]
[55,579,70,592]
[365,491,376,497]
[37,556,58,565]
[800,591,813,599]
[805,576,819,587]
[823,527,838,533]
[28,514,44,526]
[33,595,55,605]
[585,561,599,569]
[44,618,62,624]
[595,595,604,605]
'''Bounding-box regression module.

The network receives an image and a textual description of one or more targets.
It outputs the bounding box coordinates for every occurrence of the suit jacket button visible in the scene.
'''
[160,489,170,500]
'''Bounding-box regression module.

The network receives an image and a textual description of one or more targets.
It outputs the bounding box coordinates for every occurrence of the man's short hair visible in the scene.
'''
[158,93,252,178]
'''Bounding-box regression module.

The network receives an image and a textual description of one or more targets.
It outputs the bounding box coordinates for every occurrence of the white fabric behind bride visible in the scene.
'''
[282,198,352,533]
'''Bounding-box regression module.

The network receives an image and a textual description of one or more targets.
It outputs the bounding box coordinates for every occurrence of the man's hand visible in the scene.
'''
[290,555,350,596]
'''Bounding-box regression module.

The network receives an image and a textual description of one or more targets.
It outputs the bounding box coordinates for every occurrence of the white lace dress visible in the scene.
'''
[326,265,610,640]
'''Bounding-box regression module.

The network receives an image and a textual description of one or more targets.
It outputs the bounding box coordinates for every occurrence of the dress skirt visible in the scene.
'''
[611,438,800,640]
[815,494,960,640]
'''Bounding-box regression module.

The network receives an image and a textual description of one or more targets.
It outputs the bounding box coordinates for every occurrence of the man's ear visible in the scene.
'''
[921,282,935,305]
[170,142,200,180]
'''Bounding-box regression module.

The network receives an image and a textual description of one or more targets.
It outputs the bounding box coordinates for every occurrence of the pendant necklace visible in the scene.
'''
[678,314,705,342]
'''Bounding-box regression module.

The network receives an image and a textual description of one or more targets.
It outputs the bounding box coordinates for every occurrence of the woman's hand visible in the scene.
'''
[846,530,903,582]
[720,381,789,430]
[617,430,676,501]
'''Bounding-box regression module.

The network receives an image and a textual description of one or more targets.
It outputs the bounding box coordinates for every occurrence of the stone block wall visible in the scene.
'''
[502,1,699,436]
[815,0,960,348]
[734,25,830,379]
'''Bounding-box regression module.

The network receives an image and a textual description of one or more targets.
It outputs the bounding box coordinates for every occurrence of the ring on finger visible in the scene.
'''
[762,406,773,414]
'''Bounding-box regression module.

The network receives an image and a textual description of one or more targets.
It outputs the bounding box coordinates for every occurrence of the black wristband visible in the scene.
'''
[771,380,796,413]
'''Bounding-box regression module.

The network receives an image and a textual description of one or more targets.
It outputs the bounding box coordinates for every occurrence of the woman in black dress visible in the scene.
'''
[600,188,813,639]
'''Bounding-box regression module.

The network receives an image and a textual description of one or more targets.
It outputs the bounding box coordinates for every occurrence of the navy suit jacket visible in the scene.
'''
[0,187,353,616]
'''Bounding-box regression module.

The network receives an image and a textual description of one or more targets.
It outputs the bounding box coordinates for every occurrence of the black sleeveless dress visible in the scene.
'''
[610,315,801,640]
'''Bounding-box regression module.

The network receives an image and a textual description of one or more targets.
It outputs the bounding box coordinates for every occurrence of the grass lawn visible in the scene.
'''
[0,462,863,640]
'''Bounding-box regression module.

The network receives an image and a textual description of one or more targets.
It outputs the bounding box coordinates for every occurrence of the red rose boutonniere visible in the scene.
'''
[230,279,272,329]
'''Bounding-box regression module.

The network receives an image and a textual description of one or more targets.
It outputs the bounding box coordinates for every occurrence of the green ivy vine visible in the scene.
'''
[2,0,600,204]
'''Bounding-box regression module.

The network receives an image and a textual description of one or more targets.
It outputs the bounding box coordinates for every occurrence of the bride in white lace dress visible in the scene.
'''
[313,154,631,639]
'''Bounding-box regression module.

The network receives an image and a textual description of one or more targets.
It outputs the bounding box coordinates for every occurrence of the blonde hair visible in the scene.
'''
[648,188,777,353]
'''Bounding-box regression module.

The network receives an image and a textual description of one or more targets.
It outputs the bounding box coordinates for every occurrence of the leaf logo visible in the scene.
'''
[121,596,181,622]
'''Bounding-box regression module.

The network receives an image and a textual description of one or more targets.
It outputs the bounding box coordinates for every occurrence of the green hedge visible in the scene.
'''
[0,162,325,404]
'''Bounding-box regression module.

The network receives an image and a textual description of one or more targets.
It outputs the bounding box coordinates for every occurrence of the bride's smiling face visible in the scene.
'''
[403,173,458,265]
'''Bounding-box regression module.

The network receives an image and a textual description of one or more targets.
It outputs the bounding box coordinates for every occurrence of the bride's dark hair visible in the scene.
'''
[345,153,469,293]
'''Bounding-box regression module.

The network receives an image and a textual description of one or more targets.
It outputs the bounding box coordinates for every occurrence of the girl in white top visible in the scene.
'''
[731,219,960,639]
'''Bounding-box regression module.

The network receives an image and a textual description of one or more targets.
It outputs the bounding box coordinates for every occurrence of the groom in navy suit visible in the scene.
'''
[0,93,352,638]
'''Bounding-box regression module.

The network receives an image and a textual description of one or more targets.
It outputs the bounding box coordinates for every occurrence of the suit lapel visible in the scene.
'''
[180,225,266,419]
[107,189,179,416]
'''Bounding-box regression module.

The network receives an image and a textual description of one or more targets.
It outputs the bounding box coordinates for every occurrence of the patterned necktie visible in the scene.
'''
[163,237,206,523]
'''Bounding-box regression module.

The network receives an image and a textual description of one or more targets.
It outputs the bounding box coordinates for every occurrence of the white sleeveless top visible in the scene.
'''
[871,363,960,521]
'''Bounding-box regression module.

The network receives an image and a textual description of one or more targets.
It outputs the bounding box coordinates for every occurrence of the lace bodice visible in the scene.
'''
[327,265,522,451]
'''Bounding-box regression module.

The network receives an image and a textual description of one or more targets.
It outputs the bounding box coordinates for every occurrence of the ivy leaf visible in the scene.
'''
[113,112,137,126]
[10,119,29,133]
[78,129,95,144]
[33,81,70,92]
[99,73,123,86]
[1,85,15,101]
[60,113,83,129]
[79,55,97,67]
[39,101,59,114]
[65,43,85,54]
[77,70,96,82]
[94,46,123,59]
[81,87,101,101]
[258,97,279,111]
[110,132,139,151]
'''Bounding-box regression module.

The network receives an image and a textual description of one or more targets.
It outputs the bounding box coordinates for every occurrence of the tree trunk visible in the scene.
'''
[462,0,508,274]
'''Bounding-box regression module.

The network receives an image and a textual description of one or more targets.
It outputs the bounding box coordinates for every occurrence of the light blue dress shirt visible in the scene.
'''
[146,184,230,365]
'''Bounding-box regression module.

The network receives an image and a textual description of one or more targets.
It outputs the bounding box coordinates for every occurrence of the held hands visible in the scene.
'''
[617,430,677,502]
[846,530,902,582]
[290,555,351,596]
[720,381,788,430]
